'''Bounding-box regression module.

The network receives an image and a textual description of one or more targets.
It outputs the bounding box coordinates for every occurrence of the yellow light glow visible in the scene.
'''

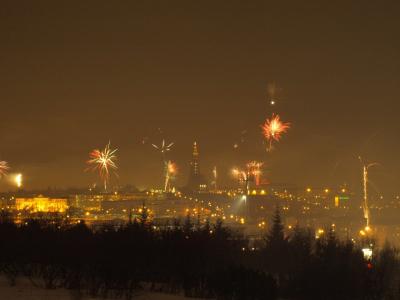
[362,248,373,260]
[15,174,22,188]
[15,196,67,213]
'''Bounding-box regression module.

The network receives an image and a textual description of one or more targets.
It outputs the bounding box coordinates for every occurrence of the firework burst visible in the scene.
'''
[152,139,174,155]
[261,114,290,151]
[232,162,264,193]
[232,167,250,194]
[0,160,9,178]
[164,160,177,192]
[87,142,118,191]
[247,161,264,186]
[153,139,175,191]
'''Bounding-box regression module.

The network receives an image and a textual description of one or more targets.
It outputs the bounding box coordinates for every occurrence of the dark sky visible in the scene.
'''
[1,1,400,196]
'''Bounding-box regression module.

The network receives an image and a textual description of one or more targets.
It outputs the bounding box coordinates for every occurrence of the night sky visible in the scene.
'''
[1,1,400,196]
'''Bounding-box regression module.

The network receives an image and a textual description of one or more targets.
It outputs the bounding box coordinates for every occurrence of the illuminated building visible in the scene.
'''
[70,194,102,211]
[334,195,349,208]
[186,142,208,192]
[16,196,68,213]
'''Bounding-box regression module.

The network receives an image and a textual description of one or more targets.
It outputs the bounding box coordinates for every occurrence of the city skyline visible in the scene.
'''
[1,3,400,299]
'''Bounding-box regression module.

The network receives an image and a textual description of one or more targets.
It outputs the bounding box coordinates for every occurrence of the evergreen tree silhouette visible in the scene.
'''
[264,206,289,277]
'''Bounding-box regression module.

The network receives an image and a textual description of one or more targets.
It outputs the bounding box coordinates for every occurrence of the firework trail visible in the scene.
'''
[232,167,250,194]
[152,139,175,191]
[232,168,248,184]
[15,174,22,188]
[87,142,118,191]
[233,130,247,149]
[212,166,218,191]
[266,81,284,107]
[267,81,278,106]
[0,160,9,178]
[359,157,379,228]
[232,162,261,194]
[261,114,290,151]
[164,160,177,192]
[246,161,264,186]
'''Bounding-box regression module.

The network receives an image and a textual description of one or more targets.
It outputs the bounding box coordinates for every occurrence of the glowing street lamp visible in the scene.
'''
[316,228,325,239]
[362,248,373,260]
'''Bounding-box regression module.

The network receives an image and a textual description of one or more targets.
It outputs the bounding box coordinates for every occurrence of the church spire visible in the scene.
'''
[191,141,199,176]
[186,141,207,192]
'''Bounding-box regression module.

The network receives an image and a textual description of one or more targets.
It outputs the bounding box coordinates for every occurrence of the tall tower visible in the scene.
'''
[186,142,207,192]
[190,142,200,176]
